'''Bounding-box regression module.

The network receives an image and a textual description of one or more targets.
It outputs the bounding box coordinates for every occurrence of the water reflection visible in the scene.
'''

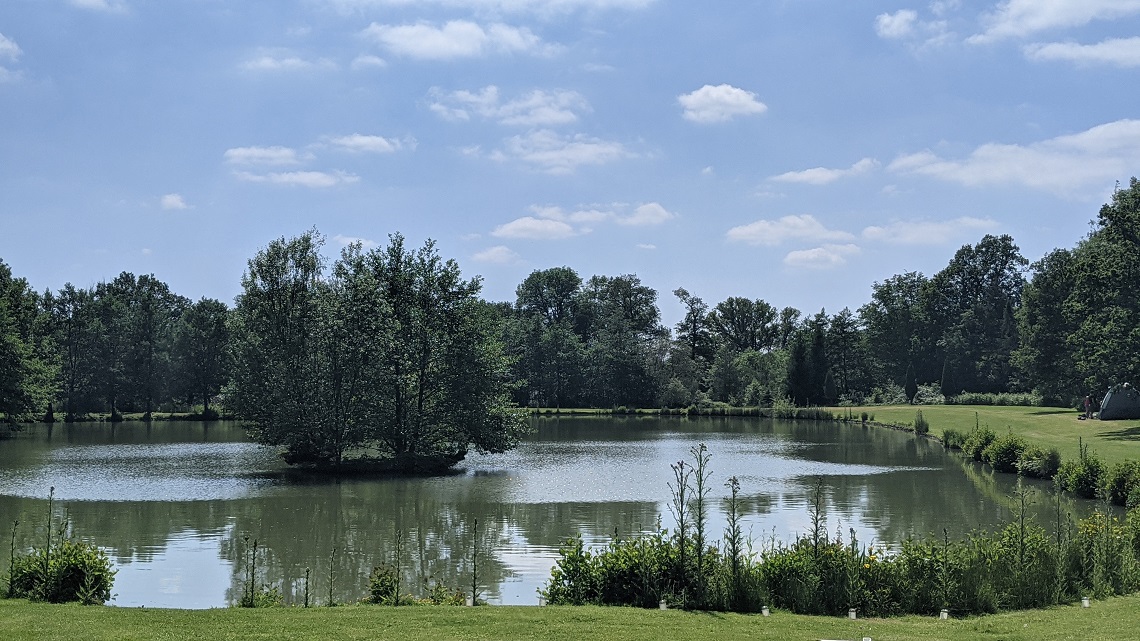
[0,417,1111,608]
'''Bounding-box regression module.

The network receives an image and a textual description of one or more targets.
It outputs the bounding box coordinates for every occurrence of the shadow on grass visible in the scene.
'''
[1098,425,1140,441]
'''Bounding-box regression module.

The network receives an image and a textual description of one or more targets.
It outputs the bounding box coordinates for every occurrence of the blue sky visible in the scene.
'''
[2,0,1139,325]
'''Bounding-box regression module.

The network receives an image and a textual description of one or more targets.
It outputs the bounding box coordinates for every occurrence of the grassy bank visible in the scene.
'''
[4,596,1140,641]
[852,405,1140,467]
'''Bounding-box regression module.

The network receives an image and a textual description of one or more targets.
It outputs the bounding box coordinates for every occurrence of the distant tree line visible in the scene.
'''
[2,178,1139,425]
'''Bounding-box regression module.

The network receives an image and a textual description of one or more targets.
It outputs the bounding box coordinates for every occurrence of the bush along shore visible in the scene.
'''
[543,444,1140,617]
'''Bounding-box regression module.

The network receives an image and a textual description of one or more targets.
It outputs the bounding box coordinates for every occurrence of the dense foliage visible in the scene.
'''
[0,178,1138,428]
[544,450,1140,617]
[227,232,529,470]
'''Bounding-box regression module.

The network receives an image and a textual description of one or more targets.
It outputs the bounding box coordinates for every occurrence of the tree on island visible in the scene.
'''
[227,230,529,472]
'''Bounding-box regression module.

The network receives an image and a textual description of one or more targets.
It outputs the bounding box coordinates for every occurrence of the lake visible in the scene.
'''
[0,416,1094,608]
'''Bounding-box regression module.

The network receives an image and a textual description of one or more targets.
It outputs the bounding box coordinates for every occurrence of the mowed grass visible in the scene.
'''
[850,405,1140,466]
[5,597,1140,641]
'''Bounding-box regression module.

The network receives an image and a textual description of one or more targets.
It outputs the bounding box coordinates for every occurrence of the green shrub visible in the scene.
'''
[8,539,115,604]
[1017,445,1061,479]
[962,426,997,462]
[946,392,1042,407]
[982,433,1027,473]
[1058,453,1106,499]
[1106,461,1140,507]
[914,411,930,436]
[942,428,967,450]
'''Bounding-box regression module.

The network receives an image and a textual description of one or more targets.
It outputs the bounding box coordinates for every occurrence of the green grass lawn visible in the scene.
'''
[848,404,1140,467]
[4,597,1140,641]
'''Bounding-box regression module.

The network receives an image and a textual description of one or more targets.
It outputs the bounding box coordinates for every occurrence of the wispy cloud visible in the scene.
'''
[862,217,999,245]
[326,0,655,14]
[0,32,21,82]
[333,234,378,248]
[875,9,920,39]
[726,214,854,246]
[71,0,128,12]
[473,245,521,263]
[678,84,767,123]
[490,201,675,239]
[888,119,1140,194]
[770,158,879,185]
[350,54,388,70]
[241,52,337,72]
[361,20,559,60]
[784,244,861,270]
[224,146,303,165]
[491,216,578,239]
[873,8,953,49]
[616,203,676,226]
[1024,37,1140,67]
[489,129,630,174]
[322,133,415,153]
[160,193,189,210]
[429,86,590,127]
[970,0,1140,44]
[234,170,359,188]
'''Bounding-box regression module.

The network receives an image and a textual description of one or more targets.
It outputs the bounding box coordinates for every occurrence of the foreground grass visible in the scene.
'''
[851,404,1140,466]
[5,596,1140,641]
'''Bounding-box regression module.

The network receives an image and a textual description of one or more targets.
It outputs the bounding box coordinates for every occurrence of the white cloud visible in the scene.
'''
[491,216,579,239]
[241,54,336,72]
[333,234,378,248]
[873,8,952,49]
[0,33,20,61]
[726,214,855,246]
[223,146,302,165]
[326,0,655,13]
[160,194,189,210]
[616,202,676,226]
[862,217,999,245]
[491,129,630,174]
[1024,37,1140,67]
[525,201,676,229]
[234,170,359,188]
[361,21,557,60]
[678,84,767,123]
[351,54,388,69]
[532,205,611,224]
[970,0,1140,44]
[0,32,20,82]
[887,119,1140,194]
[929,0,961,18]
[71,0,128,12]
[770,158,879,185]
[784,244,861,270]
[430,86,590,127]
[141,248,152,256]
[473,245,520,263]
[875,10,919,39]
[636,243,657,250]
[323,133,414,153]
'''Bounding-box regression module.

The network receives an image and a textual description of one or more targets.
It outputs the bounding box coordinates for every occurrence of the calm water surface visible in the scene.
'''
[0,417,1093,608]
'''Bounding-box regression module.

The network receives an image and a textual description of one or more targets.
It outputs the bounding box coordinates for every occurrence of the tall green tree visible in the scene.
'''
[859,272,930,386]
[173,298,230,415]
[0,259,55,422]
[709,297,777,353]
[924,234,1027,393]
[509,268,586,407]
[229,232,528,471]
